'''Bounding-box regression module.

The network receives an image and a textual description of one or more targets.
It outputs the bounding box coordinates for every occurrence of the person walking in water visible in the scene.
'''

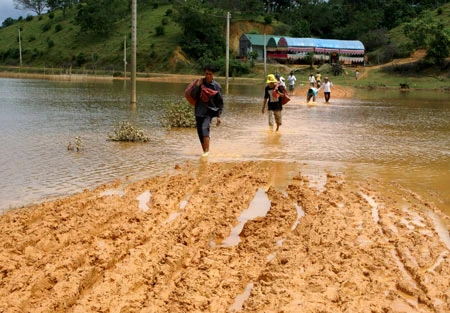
[315,71,322,87]
[262,74,284,131]
[287,71,297,92]
[190,64,223,156]
[306,86,318,103]
[308,73,316,86]
[317,76,333,103]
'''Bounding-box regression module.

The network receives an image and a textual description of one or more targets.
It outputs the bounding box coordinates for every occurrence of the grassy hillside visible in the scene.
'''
[0,3,277,75]
[0,3,186,73]
[1,1,450,86]
[388,3,450,45]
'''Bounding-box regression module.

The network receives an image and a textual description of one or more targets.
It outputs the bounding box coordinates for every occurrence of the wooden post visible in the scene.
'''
[18,28,22,67]
[123,36,127,78]
[130,0,137,109]
[225,12,230,95]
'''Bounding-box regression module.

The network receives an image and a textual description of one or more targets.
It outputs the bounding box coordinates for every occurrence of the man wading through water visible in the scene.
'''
[190,64,224,157]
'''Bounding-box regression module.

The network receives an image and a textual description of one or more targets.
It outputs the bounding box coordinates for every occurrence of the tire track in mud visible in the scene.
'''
[0,161,449,313]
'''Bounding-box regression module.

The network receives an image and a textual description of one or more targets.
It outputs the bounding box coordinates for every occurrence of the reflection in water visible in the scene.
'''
[0,78,449,216]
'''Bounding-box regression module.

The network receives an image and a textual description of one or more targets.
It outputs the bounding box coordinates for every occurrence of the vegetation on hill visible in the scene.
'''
[0,0,450,79]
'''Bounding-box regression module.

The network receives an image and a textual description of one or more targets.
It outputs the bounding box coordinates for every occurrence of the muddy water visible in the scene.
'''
[0,78,449,215]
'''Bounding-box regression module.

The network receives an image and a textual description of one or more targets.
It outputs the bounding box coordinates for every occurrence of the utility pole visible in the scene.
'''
[225,11,231,95]
[123,36,127,78]
[264,33,267,79]
[130,0,137,109]
[18,28,22,67]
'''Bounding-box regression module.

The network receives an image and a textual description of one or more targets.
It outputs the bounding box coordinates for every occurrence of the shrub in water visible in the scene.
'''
[108,121,150,142]
[67,136,83,151]
[160,100,195,129]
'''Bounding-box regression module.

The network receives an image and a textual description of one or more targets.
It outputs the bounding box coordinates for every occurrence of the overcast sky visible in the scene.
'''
[0,0,34,24]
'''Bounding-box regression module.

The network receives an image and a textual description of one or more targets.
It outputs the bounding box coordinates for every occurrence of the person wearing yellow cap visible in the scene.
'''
[262,74,285,131]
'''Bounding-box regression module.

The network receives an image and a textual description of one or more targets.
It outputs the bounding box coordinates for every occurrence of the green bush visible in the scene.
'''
[2,17,15,27]
[107,121,150,142]
[264,15,272,25]
[47,39,55,49]
[160,100,195,129]
[55,24,63,32]
[75,52,86,66]
[41,22,52,32]
[155,25,165,36]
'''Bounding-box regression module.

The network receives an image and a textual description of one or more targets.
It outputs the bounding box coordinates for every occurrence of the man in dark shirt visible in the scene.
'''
[190,64,223,157]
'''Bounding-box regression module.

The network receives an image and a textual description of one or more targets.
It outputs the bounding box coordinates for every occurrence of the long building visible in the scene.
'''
[239,34,365,65]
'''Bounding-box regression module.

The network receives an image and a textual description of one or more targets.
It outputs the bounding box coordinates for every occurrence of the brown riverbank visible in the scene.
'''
[0,160,449,312]
[0,70,356,100]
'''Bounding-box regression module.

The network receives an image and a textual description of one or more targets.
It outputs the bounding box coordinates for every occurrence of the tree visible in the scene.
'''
[2,18,16,28]
[403,12,435,49]
[13,0,47,15]
[290,19,311,38]
[75,0,128,36]
[47,0,77,18]
[173,0,226,61]
[426,22,450,66]
[241,0,264,16]
[404,12,450,65]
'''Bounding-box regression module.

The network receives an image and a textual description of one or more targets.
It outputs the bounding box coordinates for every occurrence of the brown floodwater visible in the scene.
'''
[0,78,449,216]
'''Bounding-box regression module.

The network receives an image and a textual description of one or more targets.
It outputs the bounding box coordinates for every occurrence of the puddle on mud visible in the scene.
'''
[228,282,254,312]
[99,188,125,197]
[164,196,191,224]
[427,210,450,250]
[221,188,271,247]
[179,199,189,210]
[360,192,380,225]
[267,238,286,262]
[306,174,327,192]
[291,202,305,230]
[428,251,448,273]
[136,190,151,212]
[165,212,181,224]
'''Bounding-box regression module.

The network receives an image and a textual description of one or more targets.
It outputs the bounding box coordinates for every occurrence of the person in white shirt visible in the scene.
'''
[287,71,297,92]
[308,73,316,86]
[317,76,333,103]
[275,73,286,88]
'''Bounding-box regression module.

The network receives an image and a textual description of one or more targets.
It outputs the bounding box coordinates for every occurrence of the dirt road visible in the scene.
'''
[1,161,449,313]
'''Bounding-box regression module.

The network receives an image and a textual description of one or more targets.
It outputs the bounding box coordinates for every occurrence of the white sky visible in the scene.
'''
[0,0,34,24]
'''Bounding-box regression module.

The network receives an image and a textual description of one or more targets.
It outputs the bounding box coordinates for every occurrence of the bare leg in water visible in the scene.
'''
[202,136,210,155]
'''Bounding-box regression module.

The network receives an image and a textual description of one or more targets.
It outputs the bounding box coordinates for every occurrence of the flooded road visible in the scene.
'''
[0,77,449,215]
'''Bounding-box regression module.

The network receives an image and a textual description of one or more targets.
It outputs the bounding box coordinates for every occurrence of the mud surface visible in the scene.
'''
[1,161,449,313]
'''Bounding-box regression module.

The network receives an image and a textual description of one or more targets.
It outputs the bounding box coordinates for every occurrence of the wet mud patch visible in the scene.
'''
[0,161,448,313]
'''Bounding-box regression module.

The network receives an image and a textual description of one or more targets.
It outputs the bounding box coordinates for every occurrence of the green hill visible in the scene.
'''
[1,1,450,85]
[0,3,186,73]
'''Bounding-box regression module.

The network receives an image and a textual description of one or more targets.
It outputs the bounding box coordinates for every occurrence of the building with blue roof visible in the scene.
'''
[240,33,365,65]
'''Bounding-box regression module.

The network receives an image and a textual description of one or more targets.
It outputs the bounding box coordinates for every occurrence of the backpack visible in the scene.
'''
[280,85,291,105]
[184,79,199,106]
[272,83,291,105]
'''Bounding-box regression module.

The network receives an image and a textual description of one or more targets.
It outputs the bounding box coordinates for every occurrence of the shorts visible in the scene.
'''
[272,110,282,125]
[196,115,212,142]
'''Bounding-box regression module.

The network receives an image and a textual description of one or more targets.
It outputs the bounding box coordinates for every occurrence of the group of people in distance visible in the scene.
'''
[188,65,335,156]
[306,71,333,103]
